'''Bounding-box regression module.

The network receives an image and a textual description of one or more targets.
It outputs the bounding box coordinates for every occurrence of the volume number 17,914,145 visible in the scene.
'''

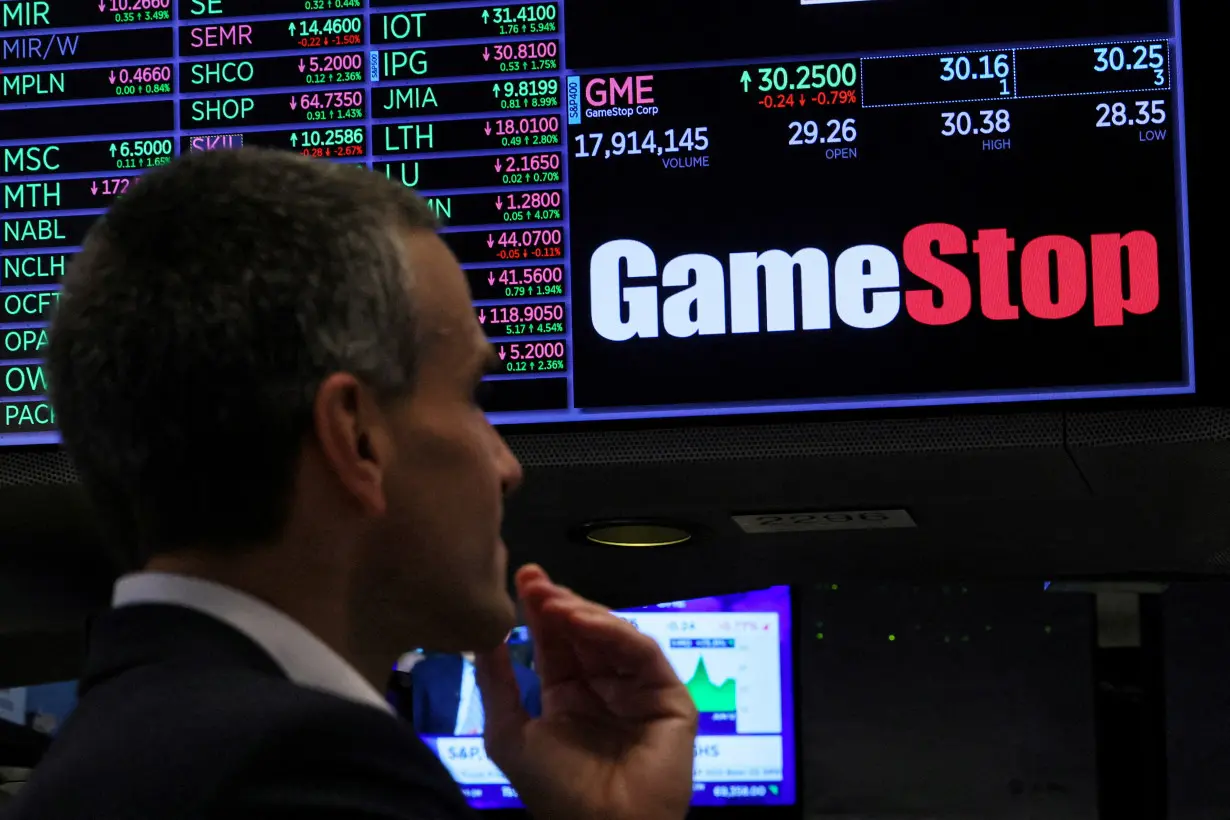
[573,128,710,159]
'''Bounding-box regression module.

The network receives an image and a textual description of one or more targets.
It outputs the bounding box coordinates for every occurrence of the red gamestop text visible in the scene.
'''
[904,223,1159,327]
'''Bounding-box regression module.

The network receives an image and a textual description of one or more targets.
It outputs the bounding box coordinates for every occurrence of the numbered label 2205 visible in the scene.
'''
[732,509,916,534]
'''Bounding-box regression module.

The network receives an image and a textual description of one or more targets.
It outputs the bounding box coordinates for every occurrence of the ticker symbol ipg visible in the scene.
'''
[568,74,659,125]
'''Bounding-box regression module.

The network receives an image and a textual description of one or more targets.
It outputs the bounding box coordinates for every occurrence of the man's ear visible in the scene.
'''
[312,372,391,516]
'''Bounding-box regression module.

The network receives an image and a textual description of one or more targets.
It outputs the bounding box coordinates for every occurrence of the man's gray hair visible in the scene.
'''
[47,148,439,559]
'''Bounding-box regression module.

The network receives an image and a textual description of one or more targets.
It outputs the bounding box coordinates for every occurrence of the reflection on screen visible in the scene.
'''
[0,682,77,737]
[388,586,796,810]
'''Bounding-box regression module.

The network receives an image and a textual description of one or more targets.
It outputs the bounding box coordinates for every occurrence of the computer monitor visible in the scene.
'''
[391,585,797,810]
[0,0,1197,445]
[0,681,76,738]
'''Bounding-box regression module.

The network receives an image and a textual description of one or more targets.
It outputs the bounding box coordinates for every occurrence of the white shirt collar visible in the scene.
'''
[455,657,483,736]
[113,572,393,715]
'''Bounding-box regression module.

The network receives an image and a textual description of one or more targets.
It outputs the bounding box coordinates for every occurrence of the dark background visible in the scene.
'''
[797,581,1099,818]
[0,101,173,141]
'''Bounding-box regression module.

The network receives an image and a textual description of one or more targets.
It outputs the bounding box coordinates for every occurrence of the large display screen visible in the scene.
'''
[389,586,796,810]
[0,0,1194,444]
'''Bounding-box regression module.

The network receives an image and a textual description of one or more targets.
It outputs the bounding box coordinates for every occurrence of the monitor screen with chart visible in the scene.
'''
[0,0,1194,445]
[389,585,796,810]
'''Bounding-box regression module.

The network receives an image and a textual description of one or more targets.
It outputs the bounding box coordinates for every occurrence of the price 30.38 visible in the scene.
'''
[940,109,1011,137]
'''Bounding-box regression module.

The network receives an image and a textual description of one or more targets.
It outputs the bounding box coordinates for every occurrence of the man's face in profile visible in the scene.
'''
[357,229,523,652]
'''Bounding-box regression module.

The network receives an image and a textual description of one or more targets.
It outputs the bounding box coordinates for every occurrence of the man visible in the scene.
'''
[8,149,697,819]
[407,652,542,736]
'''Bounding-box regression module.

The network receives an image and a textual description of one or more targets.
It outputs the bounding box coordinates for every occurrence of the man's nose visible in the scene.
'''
[498,436,524,496]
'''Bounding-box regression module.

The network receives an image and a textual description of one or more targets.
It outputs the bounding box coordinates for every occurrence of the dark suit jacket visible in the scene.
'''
[409,654,542,736]
[5,604,477,820]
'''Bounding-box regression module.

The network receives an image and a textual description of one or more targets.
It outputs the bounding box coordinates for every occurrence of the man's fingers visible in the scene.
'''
[474,643,529,754]
[515,565,557,678]
[558,608,698,724]
[516,565,574,621]
[515,565,571,607]
[517,565,681,696]
[522,568,676,686]
[518,568,603,613]
[547,603,684,688]
[516,565,585,686]
[474,642,527,720]
[514,564,548,588]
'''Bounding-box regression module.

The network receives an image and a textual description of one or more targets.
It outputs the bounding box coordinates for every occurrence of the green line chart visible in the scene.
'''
[685,657,738,713]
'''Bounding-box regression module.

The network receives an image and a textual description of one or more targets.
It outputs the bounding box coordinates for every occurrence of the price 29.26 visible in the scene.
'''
[787,118,856,146]
[573,127,709,159]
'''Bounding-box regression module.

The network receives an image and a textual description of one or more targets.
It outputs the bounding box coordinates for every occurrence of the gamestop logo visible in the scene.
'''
[589,224,1160,341]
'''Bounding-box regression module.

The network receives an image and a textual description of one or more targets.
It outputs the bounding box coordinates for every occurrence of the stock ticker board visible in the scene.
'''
[0,0,1196,444]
